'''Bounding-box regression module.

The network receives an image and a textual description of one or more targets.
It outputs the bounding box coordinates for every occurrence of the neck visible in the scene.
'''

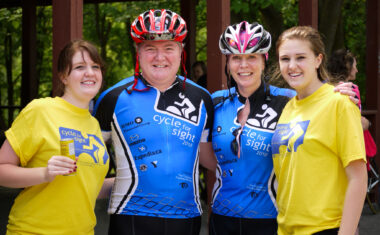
[61,94,90,109]
[237,80,261,98]
[296,78,324,100]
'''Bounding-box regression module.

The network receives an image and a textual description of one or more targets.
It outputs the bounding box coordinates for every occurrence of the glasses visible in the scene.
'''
[231,127,242,157]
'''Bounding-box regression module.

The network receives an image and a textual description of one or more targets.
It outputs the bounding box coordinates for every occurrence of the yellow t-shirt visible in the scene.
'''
[271,84,365,235]
[5,97,109,235]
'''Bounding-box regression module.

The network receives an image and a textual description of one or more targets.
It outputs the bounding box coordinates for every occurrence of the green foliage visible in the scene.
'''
[342,0,366,103]
[83,0,180,88]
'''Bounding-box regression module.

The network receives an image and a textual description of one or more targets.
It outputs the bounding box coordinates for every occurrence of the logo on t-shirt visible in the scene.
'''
[272,120,310,154]
[59,127,109,165]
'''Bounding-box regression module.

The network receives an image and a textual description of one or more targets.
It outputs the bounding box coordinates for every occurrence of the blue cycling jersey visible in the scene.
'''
[93,75,213,219]
[211,82,296,219]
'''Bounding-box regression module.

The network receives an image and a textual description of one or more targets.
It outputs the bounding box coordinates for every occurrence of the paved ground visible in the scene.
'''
[1,187,379,234]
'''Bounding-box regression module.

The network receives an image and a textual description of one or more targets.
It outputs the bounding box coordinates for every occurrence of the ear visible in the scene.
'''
[315,54,323,69]
[59,73,68,85]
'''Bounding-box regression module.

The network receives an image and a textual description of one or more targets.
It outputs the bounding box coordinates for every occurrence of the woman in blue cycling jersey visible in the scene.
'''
[208,21,295,235]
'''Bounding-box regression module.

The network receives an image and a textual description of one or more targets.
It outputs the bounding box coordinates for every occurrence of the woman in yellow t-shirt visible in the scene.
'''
[271,26,367,235]
[0,40,112,235]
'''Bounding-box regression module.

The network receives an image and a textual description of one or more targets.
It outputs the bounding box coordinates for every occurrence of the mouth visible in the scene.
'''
[289,72,302,78]
[238,72,253,77]
[81,80,96,86]
[154,65,167,68]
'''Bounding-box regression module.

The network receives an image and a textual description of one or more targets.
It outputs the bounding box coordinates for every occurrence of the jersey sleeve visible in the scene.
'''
[5,101,43,166]
[336,97,366,167]
[201,91,214,143]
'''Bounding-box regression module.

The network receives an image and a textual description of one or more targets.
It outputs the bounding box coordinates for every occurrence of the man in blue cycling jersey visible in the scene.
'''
[93,9,216,235]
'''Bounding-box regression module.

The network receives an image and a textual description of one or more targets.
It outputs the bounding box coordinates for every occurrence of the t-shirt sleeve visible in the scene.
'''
[336,98,366,167]
[5,101,43,166]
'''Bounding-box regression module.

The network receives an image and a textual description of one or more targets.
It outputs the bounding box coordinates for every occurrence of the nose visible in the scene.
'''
[289,58,297,69]
[239,58,248,68]
[155,49,164,60]
[85,66,95,76]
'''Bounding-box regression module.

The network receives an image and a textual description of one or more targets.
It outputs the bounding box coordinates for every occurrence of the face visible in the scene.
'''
[278,39,322,97]
[228,53,265,95]
[193,65,204,80]
[348,58,358,81]
[138,40,182,90]
[62,50,102,106]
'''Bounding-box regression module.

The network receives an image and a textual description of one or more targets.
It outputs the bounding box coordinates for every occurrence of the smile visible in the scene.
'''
[238,72,253,76]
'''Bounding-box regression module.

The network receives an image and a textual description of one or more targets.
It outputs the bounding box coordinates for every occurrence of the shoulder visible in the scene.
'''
[181,76,211,96]
[94,76,134,113]
[21,97,56,114]
[211,87,236,107]
[269,85,296,98]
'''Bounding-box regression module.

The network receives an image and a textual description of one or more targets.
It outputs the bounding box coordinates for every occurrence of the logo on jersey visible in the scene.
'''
[129,134,146,146]
[272,120,310,154]
[245,104,279,130]
[135,117,143,124]
[137,144,147,153]
[179,182,189,189]
[156,92,202,125]
[217,126,222,132]
[59,127,109,165]
[140,164,148,171]
[151,161,158,168]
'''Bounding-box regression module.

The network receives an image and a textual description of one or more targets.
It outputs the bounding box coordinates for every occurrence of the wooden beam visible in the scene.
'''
[180,0,197,79]
[52,0,83,96]
[207,0,230,93]
[21,0,37,107]
[365,0,380,167]
[298,0,318,28]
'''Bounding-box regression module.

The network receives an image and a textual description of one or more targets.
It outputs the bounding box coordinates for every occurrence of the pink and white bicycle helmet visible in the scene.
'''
[219,21,271,56]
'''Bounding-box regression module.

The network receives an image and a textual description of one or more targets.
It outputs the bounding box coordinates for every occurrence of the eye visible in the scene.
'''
[92,65,100,70]
[231,55,241,61]
[280,57,289,62]
[297,56,305,60]
[74,65,85,70]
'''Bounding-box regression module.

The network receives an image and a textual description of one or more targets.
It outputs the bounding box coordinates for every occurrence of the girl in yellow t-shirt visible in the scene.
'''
[0,40,112,235]
[272,26,367,235]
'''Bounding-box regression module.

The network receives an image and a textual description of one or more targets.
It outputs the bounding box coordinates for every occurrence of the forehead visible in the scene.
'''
[139,40,181,49]
[279,39,313,55]
[72,50,92,63]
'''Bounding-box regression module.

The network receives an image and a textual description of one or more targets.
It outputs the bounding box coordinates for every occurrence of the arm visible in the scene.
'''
[97,177,115,199]
[199,142,217,172]
[333,82,359,105]
[361,116,370,131]
[338,159,367,235]
[0,140,76,188]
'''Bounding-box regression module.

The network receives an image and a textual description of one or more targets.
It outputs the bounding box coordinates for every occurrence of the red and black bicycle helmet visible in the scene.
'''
[130,9,188,92]
[131,9,187,45]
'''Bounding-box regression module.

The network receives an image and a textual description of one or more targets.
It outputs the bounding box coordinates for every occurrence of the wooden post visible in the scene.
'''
[180,0,197,79]
[298,0,318,28]
[21,0,37,107]
[365,0,380,168]
[207,0,230,93]
[52,0,83,96]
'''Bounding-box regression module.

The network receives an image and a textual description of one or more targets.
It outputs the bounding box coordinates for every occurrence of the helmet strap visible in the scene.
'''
[130,53,150,93]
[181,49,187,90]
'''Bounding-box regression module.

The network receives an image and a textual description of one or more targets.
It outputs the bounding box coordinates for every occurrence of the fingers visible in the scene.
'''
[349,96,360,105]
[45,156,77,181]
